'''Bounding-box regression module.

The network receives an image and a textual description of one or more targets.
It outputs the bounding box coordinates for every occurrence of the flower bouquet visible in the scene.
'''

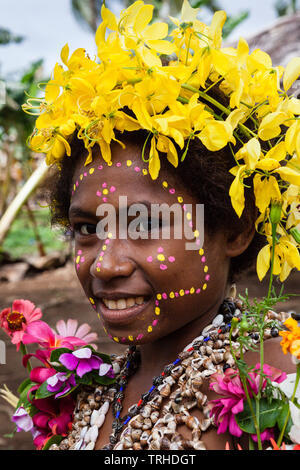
[0,300,115,450]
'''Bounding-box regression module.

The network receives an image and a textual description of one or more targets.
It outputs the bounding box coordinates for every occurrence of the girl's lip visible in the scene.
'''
[98,297,152,325]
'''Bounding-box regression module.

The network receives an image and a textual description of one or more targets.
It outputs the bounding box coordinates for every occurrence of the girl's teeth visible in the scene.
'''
[103,297,145,310]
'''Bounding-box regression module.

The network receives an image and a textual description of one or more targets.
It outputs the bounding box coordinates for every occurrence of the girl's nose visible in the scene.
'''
[90,239,136,282]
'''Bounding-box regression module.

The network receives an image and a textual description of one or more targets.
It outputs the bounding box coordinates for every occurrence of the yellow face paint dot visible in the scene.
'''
[96,267,101,272]
[162,181,168,188]
[73,184,76,191]
[80,174,83,180]
[147,326,153,333]
[169,291,175,298]
[76,256,80,264]
[204,266,208,272]
[186,212,192,221]
[157,294,162,300]
[89,168,95,174]
[128,335,133,341]
[103,188,109,195]
[108,161,113,166]
[190,287,195,294]
[127,160,132,167]
[155,307,160,315]
[177,196,183,203]
[194,230,199,237]
[102,245,107,251]
[199,248,204,256]
[113,337,120,342]
[142,169,148,175]
[179,289,184,296]
[108,232,113,239]
[203,283,207,290]
[157,254,165,261]
[89,297,95,304]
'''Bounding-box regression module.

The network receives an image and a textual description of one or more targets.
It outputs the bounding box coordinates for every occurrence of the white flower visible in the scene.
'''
[289,401,300,445]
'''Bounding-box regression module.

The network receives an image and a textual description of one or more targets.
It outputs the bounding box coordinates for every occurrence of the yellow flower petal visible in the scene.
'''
[256,244,271,281]
[149,137,160,180]
[253,174,281,214]
[199,121,234,151]
[275,166,300,186]
[229,164,246,218]
[283,57,300,91]
[143,22,168,41]
[60,43,69,65]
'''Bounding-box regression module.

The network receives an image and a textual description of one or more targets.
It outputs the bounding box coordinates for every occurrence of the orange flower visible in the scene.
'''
[280,318,300,359]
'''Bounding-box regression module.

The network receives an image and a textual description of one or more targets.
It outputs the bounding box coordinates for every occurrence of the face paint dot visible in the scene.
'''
[134,166,140,172]
[196,239,201,245]
[155,300,159,306]
[78,250,82,255]
[162,181,168,188]
[100,251,105,256]
[185,289,190,295]
[80,174,83,180]
[157,294,162,300]
[155,307,160,315]
[81,257,85,262]
[175,292,179,297]
[201,256,206,263]
[182,204,186,211]
[162,293,167,299]
[127,160,132,167]
[76,256,80,264]
[121,337,126,343]
[152,320,158,326]
[103,188,109,195]
[84,172,87,177]
[110,186,116,192]
[137,334,144,340]
[157,254,165,261]
[194,230,199,237]
[108,232,113,239]
[196,288,201,294]
[102,182,107,188]
[203,283,207,290]
[96,262,101,267]
[73,184,76,191]
[108,161,113,166]
[116,162,122,167]
[102,197,108,202]
[146,256,153,264]
[160,264,167,270]
[89,168,95,174]
[128,335,133,341]
[96,191,102,197]
[147,326,153,333]
[205,274,210,281]
[113,337,120,342]
[169,292,175,298]
[179,289,184,296]
[89,297,95,304]
[204,265,208,273]
[169,188,175,194]
[96,267,101,272]
[186,212,192,221]
[168,256,175,262]
[199,248,204,256]
[98,165,103,170]
[177,196,183,203]
[105,239,110,244]
[102,245,107,251]
[190,287,195,294]
[157,246,164,253]
[142,169,148,175]
[75,181,79,187]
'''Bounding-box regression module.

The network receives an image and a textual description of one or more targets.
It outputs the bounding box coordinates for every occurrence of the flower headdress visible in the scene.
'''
[23,0,300,282]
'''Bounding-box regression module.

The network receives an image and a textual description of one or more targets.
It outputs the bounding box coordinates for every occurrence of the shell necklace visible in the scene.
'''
[49,296,286,451]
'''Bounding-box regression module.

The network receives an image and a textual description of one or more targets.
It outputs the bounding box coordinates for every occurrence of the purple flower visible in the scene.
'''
[12,406,34,432]
[46,372,76,398]
[99,362,114,378]
[59,347,103,378]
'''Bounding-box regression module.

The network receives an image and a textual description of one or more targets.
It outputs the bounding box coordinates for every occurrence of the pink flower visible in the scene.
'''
[208,363,287,439]
[55,319,98,349]
[0,299,43,350]
[22,320,88,351]
[12,406,34,432]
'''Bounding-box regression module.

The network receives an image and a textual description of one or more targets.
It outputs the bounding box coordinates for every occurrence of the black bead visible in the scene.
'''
[292,312,300,322]
[251,332,259,340]
[163,364,173,375]
[223,363,231,372]
[153,375,164,386]
[109,435,118,445]
[271,327,279,337]
[219,300,236,323]
[174,393,182,404]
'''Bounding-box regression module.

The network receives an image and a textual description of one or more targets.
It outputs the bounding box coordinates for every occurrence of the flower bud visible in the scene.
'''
[290,227,300,245]
[269,199,282,225]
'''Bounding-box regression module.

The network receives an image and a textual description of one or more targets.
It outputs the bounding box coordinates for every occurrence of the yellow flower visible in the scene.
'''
[283,57,300,92]
[280,317,300,359]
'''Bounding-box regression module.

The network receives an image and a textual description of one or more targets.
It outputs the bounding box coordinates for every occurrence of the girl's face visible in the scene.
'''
[69,141,230,345]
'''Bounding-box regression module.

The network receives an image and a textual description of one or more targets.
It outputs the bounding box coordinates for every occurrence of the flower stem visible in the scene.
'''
[277,362,300,447]
[19,343,32,373]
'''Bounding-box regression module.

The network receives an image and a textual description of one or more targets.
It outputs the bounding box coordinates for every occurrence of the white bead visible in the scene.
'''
[89,425,99,443]
[113,362,120,374]
[85,441,95,450]
[80,426,88,439]
[212,314,223,327]
[99,401,110,415]
[95,413,105,428]
[74,438,83,450]
[90,409,100,426]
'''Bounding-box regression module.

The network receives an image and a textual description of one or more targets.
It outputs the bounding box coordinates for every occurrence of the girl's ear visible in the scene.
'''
[224,223,256,258]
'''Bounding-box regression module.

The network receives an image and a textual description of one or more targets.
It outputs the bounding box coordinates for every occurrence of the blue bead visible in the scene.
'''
[173,358,181,365]
[203,336,210,342]
[149,385,155,393]
[116,410,120,418]
[124,417,130,425]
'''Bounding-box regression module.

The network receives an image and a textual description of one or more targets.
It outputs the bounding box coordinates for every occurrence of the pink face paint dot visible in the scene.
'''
[105,239,110,244]
[169,188,175,194]
[205,274,210,281]
[137,334,144,341]
[182,204,186,211]
[84,172,87,177]
[162,293,167,300]
[78,250,82,255]
[81,257,85,262]
[160,264,168,270]
[134,167,140,172]
[98,165,103,170]
[76,181,79,187]
[185,289,190,295]
[175,292,179,297]
[116,162,122,167]
[168,256,175,262]
[147,256,153,263]
[155,300,160,306]
[196,288,201,294]
[108,334,112,339]
[157,247,164,253]
[102,182,107,188]
[201,256,206,263]
[189,221,193,227]
[102,197,107,202]
[121,337,126,343]
[96,191,102,197]
[76,265,80,271]
[100,251,105,256]
[152,320,158,326]
[196,239,200,245]
[110,186,116,192]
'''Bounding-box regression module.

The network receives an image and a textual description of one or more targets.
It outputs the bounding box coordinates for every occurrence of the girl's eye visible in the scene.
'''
[74,223,96,236]
[139,218,162,232]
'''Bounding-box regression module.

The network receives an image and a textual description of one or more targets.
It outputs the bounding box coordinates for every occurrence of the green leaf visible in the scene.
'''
[17,378,33,395]
[50,347,72,363]
[277,402,293,437]
[17,381,36,409]
[92,374,116,386]
[42,434,64,450]
[236,398,283,434]
[34,382,56,400]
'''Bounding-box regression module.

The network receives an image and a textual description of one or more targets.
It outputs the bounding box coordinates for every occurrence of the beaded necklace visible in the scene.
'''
[49,296,288,451]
